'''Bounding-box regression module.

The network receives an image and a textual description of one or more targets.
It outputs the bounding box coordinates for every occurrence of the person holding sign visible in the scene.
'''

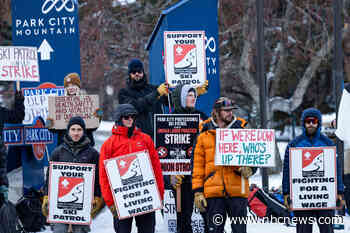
[168,84,208,233]
[192,97,256,233]
[42,116,103,233]
[99,104,164,233]
[282,108,344,233]
[0,88,25,206]
[46,73,103,146]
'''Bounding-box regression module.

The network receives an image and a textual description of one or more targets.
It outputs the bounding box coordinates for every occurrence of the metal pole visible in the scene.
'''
[256,0,268,192]
[333,0,344,182]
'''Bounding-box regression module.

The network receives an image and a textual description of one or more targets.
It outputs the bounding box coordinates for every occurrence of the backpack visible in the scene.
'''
[248,187,289,219]
[0,201,24,233]
[15,189,46,233]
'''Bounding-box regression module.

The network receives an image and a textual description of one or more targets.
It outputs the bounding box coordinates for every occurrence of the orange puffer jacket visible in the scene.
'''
[192,117,251,198]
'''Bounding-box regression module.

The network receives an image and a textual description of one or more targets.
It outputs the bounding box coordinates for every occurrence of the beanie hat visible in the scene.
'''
[114,104,138,123]
[64,73,81,88]
[128,59,144,74]
[67,116,86,132]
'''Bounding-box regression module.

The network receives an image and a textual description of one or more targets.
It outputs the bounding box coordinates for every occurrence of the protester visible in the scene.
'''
[46,72,102,146]
[168,84,208,233]
[118,58,209,139]
[42,116,103,232]
[282,108,344,233]
[192,97,255,233]
[99,104,164,233]
[0,89,25,207]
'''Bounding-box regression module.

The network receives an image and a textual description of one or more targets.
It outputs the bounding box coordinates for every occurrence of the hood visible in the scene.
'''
[301,107,322,136]
[113,104,138,124]
[172,84,197,112]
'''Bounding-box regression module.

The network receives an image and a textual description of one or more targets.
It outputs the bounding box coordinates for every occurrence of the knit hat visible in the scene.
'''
[64,73,81,88]
[128,59,144,74]
[67,116,86,132]
[114,104,138,123]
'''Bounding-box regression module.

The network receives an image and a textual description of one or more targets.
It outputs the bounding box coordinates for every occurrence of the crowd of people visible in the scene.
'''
[0,57,349,233]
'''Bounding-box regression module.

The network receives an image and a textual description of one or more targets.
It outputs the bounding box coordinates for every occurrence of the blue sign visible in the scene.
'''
[11,0,81,87]
[146,0,220,116]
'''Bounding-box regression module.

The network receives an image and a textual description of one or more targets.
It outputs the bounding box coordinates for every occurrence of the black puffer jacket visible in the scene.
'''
[118,75,167,138]
[44,135,101,197]
[0,91,25,187]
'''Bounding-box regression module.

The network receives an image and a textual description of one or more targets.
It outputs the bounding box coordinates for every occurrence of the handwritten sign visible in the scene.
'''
[215,129,275,167]
[47,162,95,225]
[47,95,99,129]
[290,147,337,210]
[164,31,206,87]
[0,46,39,82]
[104,150,162,219]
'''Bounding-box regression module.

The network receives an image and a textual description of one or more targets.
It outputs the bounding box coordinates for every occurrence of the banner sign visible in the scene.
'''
[47,95,99,129]
[104,150,162,219]
[164,31,206,87]
[214,129,275,167]
[154,114,200,175]
[23,83,65,124]
[0,46,39,82]
[290,147,337,210]
[163,190,177,233]
[47,162,95,225]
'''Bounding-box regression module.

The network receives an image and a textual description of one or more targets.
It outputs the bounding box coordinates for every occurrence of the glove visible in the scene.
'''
[91,197,105,218]
[0,185,8,202]
[42,195,49,217]
[284,195,291,209]
[196,80,209,96]
[94,108,104,120]
[337,194,345,209]
[170,175,184,190]
[109,205,118,218]
[15,90,24,102]
[45,118,54,128]
[194,192,207,212]
[237,167,253,178]
[157,83,169,96]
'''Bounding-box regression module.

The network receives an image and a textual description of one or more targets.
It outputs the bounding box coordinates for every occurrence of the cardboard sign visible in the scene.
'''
[104,150,162,219]
[0,46,39,82]
[215,129,275,167]
[47,95,99,129]
[154,114,200,175]
[23,84,65,124]
[290,147,337,210]
[47,162,95,225]
[164,31,206,87]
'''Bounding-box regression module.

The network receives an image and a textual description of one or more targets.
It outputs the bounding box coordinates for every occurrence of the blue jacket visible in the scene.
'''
[282,108,344,195]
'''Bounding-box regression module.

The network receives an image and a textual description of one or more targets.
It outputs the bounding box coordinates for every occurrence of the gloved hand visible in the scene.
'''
[42,195,49,217]
[196,80,209,96]
[94,108,104,120]
[284,195,291,209]
[337,194,345,209]
[157,83,169,97]
[91,196,105,218]
[45,118,54,128]
[0,185,8,202]
[237,167,253,178]
[109,205,118,218]
[194,192,207,212]
[170,175,184,190]
[15,90,24,102]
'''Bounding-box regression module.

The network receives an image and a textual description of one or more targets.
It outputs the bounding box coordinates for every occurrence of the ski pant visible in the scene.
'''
[205,197,247,233]
[113,212,155,233]
[52,224,90,233]
[294,210,335,233]
[175,182,194,233]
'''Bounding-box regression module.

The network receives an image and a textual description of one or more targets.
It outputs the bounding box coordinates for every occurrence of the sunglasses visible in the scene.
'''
[305,117,318,125]
[130,70,143,75]
[122,115,136,120]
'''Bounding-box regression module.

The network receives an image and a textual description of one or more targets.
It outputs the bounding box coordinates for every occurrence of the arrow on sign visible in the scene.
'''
[38,39,54,61]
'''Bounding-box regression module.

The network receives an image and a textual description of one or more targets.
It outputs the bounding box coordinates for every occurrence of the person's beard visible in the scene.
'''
[306,126,317,136]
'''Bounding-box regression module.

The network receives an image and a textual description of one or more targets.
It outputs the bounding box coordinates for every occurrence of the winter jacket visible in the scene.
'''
[282,108,344,195]
[118,75,167,138]
[44,135,101,197]
[0,91,25,187]
[192,117,255,198]
[99,125,164,207]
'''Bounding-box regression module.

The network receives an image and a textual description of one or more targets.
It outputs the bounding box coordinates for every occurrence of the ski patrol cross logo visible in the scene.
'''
[302,149,325,177]
[173,44,197,74]
[117,155,143,185]
[57,176,84,210]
